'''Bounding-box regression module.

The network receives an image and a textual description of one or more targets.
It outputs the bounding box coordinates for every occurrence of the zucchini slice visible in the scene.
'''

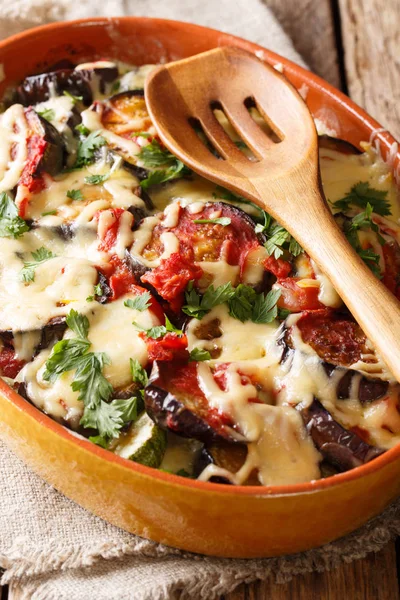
[113,412,167,468]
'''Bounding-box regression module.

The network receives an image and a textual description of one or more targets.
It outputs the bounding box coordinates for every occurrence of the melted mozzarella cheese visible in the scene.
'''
[18,295,161,422]
[0,242,97,331]
[81,108,141,160]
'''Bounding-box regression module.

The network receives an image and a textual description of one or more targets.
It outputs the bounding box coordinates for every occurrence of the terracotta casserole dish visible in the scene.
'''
[1,16,400,559]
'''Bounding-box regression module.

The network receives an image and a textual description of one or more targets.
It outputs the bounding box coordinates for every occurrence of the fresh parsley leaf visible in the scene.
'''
[71,352,112,409]
[251,289,281,324]
[66,309,89,340]
[37,107,55,121]
[63,90,83,104]
[189,348,211,361]
[89,434,110,449]
[132,322,167,339]
[0,193,30,239]
[254,210,272,234]
[193,217,231,226]
[342,211,383,278]
[110,80,121,94]
[75,130,106,168]
[358,248,381,277]
[165,315,183,335]
[111,396,141,423]
[182,281,235,319]
[140,161,189,189]
[20,246,56,283]
[75,123,90,136]
[332,182,391,216]
[86,295,94,303]
[66,189,84,201]
[138,139,178,168]
[138,139,190,189]
[124,292,152,312]
[347,202,386,245]
[134,131,151,139]
[84,173,110,185]
[228,284,256,322]
[278,307,291,320]
[42,210,57,216]
[94,282,103,296]
[130,358,148,387]
[80,398,122,439]
[264,225,291,259]
[183,281,281,324]
[43,338,91,383]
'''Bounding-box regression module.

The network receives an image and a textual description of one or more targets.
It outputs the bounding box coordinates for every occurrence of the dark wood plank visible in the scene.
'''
[339,0,400,139]
[224,542,399,599]
[266,0,341,88]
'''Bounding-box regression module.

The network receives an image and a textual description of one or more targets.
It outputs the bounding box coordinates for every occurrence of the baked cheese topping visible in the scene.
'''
[1,59,400,485]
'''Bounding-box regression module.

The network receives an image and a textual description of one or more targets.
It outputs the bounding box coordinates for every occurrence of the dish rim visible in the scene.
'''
[1,15,399,498]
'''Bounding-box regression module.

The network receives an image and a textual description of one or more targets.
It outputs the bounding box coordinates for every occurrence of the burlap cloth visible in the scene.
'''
[1,1,399,598]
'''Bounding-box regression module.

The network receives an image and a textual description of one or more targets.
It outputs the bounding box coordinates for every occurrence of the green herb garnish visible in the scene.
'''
[63,90,83,104]
[332,182,391,216]
[193,217,231,226]
[84,173,110,185]
[0,193,30,239]
[37,107,55,121]
[66,189,84,201]
[20,247,56,283]
[138,139,191,189]
[189,348,212,361]
[124,292,152,312]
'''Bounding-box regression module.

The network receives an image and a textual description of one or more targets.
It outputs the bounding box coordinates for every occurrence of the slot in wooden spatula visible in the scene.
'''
[145,46,400,381]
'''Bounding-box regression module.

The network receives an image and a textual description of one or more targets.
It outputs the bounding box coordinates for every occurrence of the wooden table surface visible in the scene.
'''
[1,1,400,598]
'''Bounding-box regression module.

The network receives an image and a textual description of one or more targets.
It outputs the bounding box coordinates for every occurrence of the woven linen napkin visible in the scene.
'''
[1,1,399,599]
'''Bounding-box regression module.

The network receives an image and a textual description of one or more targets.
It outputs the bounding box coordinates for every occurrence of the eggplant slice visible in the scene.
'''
[16,66,119,106]
[145,360,237,443]
[194,442,259,485]
[22,108,66,180]
[318,135,361,155]
[301,399,384,471]
[281,309,389,404]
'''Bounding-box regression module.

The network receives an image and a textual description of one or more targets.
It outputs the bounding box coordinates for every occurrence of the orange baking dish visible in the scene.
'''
[1,17,400,558]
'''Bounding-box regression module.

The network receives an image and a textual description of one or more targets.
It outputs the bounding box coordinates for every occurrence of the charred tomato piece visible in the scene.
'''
[274,277,324,312]
[283,309,390,404]
[16,65,118,106]
[301,399,384,471]
[0,346,25,379]
[145,361,236,443]
[17,108,65,207]
[136,202,269,310]
[296,309,366,367]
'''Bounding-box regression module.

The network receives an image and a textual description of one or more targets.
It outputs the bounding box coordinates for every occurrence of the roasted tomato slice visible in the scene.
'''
[136,202,269,309]
[17,108,65,211]
[145,361,236,443]
[141,250,203,313]
[281,309,390,404]
[296,309,366,367]
[275,277,324,312]
[301,399,383,471]
[0,346,25,379]
[142,332,189,362]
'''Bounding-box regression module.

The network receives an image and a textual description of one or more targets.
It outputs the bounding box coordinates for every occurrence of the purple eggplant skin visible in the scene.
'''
[144,361,234,444]
[318,135,361,155]
[26,108,66,175]
[15,66,118,107]
[0,316,67,361]
[301,398,384,472]
[279,322,389,404]
[193,447,232,484]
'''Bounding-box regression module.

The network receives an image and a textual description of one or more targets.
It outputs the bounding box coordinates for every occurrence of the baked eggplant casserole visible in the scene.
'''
[1,59,400,486]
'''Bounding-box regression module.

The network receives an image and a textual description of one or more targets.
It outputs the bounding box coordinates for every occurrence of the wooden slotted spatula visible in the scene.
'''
[145,46,400,381]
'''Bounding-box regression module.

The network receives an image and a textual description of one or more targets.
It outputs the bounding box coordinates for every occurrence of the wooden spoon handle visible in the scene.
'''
[253,181,400,382]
